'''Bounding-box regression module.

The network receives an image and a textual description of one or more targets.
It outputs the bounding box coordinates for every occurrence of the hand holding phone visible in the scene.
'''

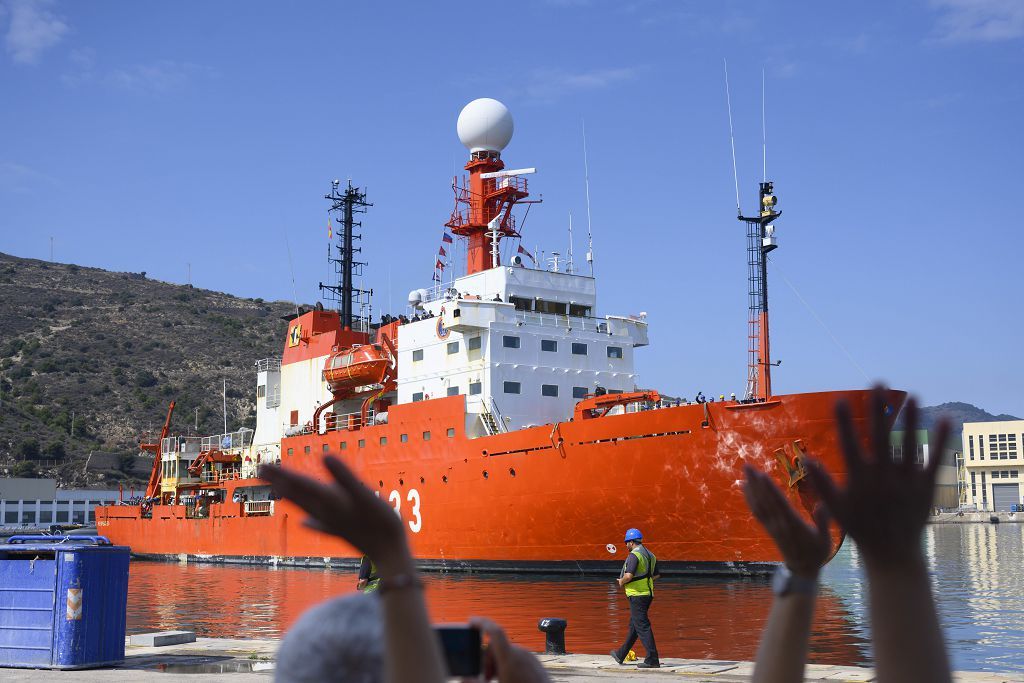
[435,624,482,677]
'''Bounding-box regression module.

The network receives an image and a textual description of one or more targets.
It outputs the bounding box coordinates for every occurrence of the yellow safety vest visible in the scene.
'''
[362,558,381,593]
[623,546,656,597]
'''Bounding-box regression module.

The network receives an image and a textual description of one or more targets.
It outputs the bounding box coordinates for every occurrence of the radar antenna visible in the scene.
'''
[320,180,373,330]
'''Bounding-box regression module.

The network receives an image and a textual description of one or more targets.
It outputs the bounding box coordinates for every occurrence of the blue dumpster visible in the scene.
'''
[0,535,129,669]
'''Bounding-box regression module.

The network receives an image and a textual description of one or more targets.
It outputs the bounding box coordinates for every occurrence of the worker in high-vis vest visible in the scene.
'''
[356,555,381,593]
[610,528,661,668]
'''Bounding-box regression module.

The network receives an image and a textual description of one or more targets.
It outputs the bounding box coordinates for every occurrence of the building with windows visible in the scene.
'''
[961,420,1024,511]
[0,478,119,528]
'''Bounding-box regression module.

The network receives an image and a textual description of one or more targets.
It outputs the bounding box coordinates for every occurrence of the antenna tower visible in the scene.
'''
[320,180,373,330]
[739,182,781,401]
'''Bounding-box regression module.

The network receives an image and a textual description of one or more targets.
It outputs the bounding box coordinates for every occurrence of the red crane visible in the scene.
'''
[142,401,175,500]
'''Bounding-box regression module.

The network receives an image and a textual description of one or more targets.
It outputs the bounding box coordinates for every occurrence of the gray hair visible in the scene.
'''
[275,592,383,683]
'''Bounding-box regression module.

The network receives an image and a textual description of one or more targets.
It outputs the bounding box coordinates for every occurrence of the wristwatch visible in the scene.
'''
[771,564,818,597]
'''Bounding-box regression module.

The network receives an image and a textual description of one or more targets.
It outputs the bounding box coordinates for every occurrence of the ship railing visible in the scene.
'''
[265,385,281,408]
[201,428,254,452]
[201,468,241,484]
[161,436,203,456]
[255,357,282,373]
[244,500,274,516]
[487,396,507,434]
[514,310,608,333]
[322,408,377,433]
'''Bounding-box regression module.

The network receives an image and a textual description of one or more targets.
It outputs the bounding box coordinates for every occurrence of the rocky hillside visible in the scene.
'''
[895,401,1020,436]
[0,252,297,487]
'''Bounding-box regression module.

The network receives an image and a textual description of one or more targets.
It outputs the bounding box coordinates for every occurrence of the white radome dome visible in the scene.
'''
[457,98,514,153]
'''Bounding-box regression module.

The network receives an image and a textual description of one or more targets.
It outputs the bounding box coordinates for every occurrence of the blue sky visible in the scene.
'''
[2,0,1022,416]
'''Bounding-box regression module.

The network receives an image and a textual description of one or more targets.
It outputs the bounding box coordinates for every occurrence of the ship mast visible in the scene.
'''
[739,182,780,401]
[320,180,372,330]
[446,99,533,275]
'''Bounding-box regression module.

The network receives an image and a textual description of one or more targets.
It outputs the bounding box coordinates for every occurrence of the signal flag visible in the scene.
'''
[517,245,535,262]
[438,246,447,257]
[327,217,332,239]
[442,232,454,244]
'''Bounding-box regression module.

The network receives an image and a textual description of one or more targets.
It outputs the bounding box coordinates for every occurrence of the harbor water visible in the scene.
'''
[125,523,1024,673]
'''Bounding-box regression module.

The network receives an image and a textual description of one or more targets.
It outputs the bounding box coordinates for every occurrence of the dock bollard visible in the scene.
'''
[537,618,567,655]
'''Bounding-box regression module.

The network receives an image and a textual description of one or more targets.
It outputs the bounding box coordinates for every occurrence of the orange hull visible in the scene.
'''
[98,388,903,574]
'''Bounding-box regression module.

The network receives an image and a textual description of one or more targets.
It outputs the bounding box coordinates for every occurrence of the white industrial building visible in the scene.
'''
[961,420,1024,512]
[0,478,119,528]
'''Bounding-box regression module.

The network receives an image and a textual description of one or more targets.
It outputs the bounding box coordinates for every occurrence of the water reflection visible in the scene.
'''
[126,524,1024,672]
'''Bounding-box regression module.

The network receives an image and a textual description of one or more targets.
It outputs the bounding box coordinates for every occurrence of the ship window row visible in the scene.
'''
[509,296,592,318]
[504,335,623,359]
[502,382,590,399]
[323,428,456,451]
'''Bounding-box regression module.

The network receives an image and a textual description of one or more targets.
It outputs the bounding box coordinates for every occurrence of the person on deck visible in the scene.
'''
[357,554,380,593]
[611,528,660,668]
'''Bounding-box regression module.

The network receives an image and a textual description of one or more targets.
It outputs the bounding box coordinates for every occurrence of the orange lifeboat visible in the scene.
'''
[322,344,390,393]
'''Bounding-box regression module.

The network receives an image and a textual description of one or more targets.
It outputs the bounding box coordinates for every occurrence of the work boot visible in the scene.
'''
[637,661,661,668]
[609,650,624,665]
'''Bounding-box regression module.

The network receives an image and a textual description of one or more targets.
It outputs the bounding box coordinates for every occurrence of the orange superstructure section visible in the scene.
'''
[98,388,903,572]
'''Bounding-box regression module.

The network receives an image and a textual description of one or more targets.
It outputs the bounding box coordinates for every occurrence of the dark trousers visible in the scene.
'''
[615,594,658,664]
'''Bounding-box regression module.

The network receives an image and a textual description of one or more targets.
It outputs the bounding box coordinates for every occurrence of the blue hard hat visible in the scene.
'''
[624,528,643,542]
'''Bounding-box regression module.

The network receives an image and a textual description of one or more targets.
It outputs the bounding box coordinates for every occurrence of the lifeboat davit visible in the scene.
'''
[322,344,390,392]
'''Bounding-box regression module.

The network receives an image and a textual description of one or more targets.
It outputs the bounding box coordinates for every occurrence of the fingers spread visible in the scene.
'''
[805,458,848,528]
[835,400,867,478]
[870,385,891,470]
[901,397,919,473]
[812,503,832,550]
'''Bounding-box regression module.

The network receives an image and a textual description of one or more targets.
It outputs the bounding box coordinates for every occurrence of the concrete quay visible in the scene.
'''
[2,637,1022,682]
[931,511,1023,524]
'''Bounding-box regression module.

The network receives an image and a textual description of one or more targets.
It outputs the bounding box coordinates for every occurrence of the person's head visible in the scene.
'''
[624,527,643,549]
[275,592,383,683]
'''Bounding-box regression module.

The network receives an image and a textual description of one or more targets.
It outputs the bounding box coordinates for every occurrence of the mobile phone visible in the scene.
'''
[435,624,482,677]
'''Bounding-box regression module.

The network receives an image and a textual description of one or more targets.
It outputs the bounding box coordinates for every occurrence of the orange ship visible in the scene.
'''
[98,99,903,574]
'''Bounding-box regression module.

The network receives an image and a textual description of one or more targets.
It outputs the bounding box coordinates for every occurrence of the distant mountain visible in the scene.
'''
[0,252,298,487]
[895,401,1020,434]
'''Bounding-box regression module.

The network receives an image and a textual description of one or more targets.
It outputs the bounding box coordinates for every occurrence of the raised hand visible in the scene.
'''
[743,464,832,577]
[469,617,552,683]
[259,456,410,574]
[805,387,951,569]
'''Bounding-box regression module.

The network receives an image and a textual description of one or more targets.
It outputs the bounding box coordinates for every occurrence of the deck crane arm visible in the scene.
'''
[142,400,176,501]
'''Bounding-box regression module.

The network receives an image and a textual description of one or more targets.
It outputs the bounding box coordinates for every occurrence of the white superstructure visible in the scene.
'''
[399,265,647,432]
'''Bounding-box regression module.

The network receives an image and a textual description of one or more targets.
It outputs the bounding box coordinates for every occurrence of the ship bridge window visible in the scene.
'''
[607,346,623,359]
[447,341,459,355]
[571,343,588,356]
[569,303,591,317]
[509,296,532,311]
[504,381,521,394]
[412,349,424,362]
[542,384,559,397]
[469,381,482,395]
[257,385,266,398]
[573,386,588,399]
[447,386,460,397]
[503,335,520,349]
[541,339,557,352]
[468,336,481,351]
[536,299,567,315]
[412,392,424,402]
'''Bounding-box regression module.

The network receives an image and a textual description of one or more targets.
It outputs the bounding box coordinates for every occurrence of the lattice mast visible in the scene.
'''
[320,180,373,330]
[738,182,780,401]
